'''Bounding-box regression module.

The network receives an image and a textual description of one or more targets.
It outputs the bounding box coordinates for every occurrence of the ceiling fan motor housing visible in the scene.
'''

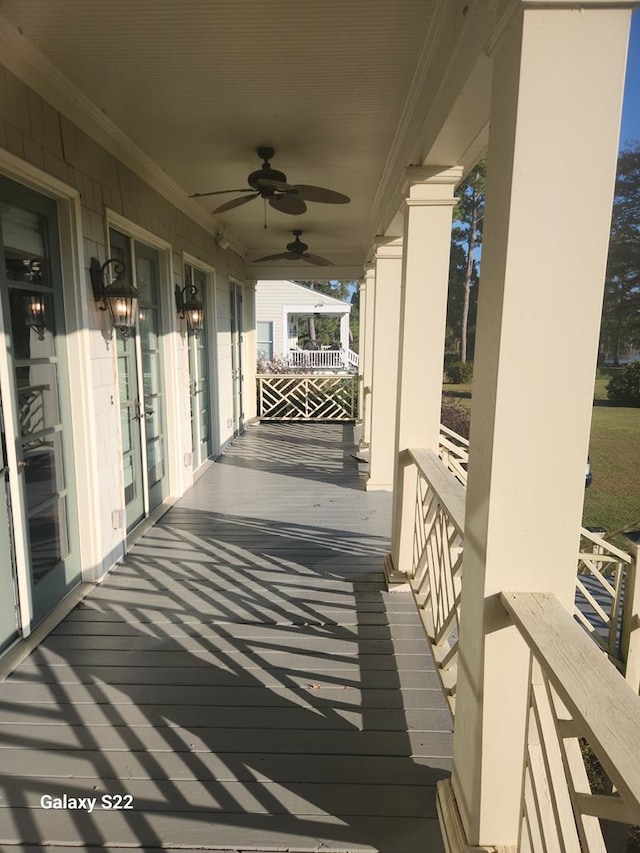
[287,235,308,253]
[249,148,286,194]
[248,167,287,193]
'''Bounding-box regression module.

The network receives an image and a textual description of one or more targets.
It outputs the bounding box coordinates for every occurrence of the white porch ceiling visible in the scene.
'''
[0,0,489,278]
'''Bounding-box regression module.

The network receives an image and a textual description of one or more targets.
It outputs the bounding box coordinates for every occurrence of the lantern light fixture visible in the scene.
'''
[23,295,47,340]
[90,257,138,337]
[175,283,205,336]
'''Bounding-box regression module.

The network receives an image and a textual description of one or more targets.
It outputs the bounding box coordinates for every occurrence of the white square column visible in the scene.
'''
[243,280,258,422]
[339,312,350,366]
[448,4,632,847]
[390,167,462,574]
[366,240,403,491]
[353,274,367,443]
[360,264,376,450]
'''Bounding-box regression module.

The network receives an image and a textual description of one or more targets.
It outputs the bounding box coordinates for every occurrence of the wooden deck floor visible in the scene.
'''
[0,423,452,852]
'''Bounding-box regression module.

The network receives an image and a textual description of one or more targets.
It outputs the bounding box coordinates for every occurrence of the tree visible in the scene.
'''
[599,143,640,365]
[450,162,485,363]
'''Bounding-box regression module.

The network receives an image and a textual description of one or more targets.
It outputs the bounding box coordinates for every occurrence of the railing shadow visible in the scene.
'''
[0,492,451,849]
[218,422,366,490]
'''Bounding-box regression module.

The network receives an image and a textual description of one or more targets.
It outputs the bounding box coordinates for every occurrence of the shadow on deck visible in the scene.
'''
[0,423,452,852]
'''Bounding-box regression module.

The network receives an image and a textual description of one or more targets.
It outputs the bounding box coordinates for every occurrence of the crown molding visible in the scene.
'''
[0,14,245,256]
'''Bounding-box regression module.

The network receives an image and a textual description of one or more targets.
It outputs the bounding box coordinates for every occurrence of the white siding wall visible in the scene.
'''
[255,280,350,358]
[0,63,247,580]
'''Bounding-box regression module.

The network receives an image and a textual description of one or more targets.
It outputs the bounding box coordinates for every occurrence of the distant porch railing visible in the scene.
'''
[286,348,359,371]
[257,373,358,421]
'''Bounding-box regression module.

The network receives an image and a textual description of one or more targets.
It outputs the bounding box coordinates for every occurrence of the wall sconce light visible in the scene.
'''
[23,295,47,340]
[90,257,139,337]
[175,284,205,336]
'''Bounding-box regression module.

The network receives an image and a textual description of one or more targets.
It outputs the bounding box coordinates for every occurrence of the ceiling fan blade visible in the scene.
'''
[269,194,307,215]
[255,178,296,193]
[190,188,255,198]
[253,252,289,263]
[292,184,350,204]
[213,193,260,213]
[303,253,333,266]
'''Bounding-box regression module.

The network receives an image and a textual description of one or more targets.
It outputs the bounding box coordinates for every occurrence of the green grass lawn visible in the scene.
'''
[443,373,640,535]
[583,375,640,533]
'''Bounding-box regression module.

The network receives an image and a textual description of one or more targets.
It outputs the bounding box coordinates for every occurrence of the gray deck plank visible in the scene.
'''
[0,423,450,852]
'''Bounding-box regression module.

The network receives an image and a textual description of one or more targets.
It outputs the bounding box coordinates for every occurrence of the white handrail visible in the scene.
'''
[502,591,640,845]
[287,349,343,369]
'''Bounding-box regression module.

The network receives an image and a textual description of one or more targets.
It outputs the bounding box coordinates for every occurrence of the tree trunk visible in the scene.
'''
[460,195,478,364]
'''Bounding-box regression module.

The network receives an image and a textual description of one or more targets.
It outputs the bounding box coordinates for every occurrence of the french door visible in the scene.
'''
[110,229,168,531]
[0,176,80,635]
[185,264,212,469]
[0,400,19,650]
[230,282,244,436]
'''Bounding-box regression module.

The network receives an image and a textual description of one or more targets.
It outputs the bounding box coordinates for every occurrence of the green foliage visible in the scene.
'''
[599,142,640,365]
[606,361,640,405]
[256,355,307,374]
[446,360,474,384]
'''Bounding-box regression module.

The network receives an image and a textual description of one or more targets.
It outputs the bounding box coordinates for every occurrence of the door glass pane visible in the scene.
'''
[1,196,72,599]
[28,497,68,583]
[146,438,164,487]
[22,433,64,511]
[136,243,165,510]
[15,362,61,435]
[0,400,18,651]
[115,317,144,529]
[186,264,211,466]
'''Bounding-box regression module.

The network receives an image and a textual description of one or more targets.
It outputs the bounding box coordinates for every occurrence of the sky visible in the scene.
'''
[620,9,640,150]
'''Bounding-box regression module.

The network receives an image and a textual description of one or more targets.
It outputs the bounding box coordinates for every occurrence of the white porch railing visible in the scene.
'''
[438,424,469,485]
[257,373,357,421]
[437,425,640,672]
[500,591,640,851]
[286,348,359,371]
[287,349,343,369]
[346,348,359,370]
[411,432,640,850]
[408,447,465,713]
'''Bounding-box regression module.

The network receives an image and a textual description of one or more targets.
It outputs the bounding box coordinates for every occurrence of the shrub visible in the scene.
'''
[256,355,307,374]
[441,401,471,440]
[606,362,640,405]
[446,361,474,384]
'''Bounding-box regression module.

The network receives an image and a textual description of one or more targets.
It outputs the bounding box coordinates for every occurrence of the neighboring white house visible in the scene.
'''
[255,280,356,370]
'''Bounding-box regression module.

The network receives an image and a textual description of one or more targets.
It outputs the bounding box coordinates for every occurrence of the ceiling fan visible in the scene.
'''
[254,231,333,266]
[190,147,350,215]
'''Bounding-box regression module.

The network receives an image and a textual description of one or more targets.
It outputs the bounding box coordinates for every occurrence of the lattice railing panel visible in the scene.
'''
[437,425,639,671]
[502,592,640,853]
[409,449,465,710]
[575,527,633,661]
[438,424,469,486]
[257,374,357,421]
